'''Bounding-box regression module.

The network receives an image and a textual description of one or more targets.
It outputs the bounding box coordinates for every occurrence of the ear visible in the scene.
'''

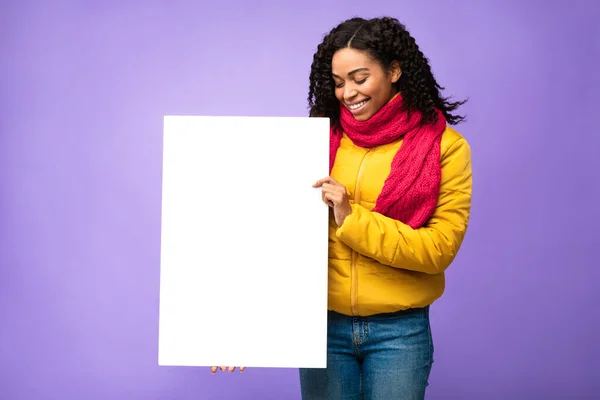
[389,60,402,83]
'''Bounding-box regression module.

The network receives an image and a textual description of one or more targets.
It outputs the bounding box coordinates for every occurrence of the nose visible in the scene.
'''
[344,86,358,101]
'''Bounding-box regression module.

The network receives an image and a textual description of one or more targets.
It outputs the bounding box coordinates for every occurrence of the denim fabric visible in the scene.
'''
[299,307,433,400]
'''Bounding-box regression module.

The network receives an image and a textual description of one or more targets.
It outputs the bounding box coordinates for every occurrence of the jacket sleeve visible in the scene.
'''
[335,137,472,275]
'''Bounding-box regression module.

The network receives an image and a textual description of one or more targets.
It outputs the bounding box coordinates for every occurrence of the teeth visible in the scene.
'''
[349,100,367,110]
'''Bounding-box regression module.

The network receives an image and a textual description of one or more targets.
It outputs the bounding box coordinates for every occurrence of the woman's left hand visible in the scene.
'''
[313,176,352,226]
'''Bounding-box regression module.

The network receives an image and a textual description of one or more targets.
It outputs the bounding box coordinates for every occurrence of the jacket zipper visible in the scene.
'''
[351,150,370,316]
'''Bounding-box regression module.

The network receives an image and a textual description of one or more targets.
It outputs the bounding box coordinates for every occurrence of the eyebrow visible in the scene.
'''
[332,68,370,78]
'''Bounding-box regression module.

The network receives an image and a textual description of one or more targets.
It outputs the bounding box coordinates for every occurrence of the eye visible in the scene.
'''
[356,77,367,84]
[332,79,344,88]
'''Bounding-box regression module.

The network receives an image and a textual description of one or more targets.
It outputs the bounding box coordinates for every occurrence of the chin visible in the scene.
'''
[353,112,373,121]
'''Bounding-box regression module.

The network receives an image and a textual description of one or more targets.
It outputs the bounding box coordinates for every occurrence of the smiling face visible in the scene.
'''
[331,48,401,121]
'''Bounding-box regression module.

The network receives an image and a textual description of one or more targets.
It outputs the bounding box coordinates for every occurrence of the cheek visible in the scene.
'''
[362,80,383,97]
[334,88,344,101]
[367,80,392,103]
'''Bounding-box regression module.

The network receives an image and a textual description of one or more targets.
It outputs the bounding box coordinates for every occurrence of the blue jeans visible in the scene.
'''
[299,307,433,400]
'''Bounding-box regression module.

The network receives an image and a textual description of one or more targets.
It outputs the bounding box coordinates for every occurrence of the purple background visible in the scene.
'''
[1,1,598,399]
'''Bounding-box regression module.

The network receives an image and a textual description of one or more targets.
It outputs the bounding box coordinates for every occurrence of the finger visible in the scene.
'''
[321,183,345,194]
[319,176,342,186]
[240,367,245,372]
[220,366,227,371]
[321,185,344,204]
[324,192,340,206]
[228,366,235,372]
[312,177,327,187]
[211,366,218,374]
[313,176,336,187]
[322,190,335,207]
[324,183,348,197]
[325,176,341,185]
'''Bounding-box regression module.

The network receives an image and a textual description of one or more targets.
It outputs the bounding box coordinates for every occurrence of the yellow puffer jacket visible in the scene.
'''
[328,126,472,316]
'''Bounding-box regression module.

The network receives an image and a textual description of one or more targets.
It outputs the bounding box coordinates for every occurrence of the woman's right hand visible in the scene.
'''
[211,366,245,374]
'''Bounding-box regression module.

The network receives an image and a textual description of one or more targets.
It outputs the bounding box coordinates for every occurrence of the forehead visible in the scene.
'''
[331,48,378,74]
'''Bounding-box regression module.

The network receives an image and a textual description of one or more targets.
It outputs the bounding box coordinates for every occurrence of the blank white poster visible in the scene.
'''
[158,116,330,368]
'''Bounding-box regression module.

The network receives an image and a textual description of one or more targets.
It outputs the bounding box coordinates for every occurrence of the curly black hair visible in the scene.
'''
[308,17,466,128]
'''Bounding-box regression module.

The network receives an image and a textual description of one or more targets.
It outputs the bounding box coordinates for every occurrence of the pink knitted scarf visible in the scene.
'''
[330,93,447,229]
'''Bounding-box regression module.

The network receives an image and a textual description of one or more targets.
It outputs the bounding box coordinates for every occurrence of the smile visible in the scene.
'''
[348,99,369,111]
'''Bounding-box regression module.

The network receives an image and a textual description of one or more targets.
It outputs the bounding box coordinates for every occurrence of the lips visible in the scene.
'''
[346,99,370,114]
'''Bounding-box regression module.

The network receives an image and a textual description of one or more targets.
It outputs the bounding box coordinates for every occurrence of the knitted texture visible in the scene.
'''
[330,93,446,229]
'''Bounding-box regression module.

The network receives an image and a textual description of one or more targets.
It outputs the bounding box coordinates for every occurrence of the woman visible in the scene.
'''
[213,16,472,400]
